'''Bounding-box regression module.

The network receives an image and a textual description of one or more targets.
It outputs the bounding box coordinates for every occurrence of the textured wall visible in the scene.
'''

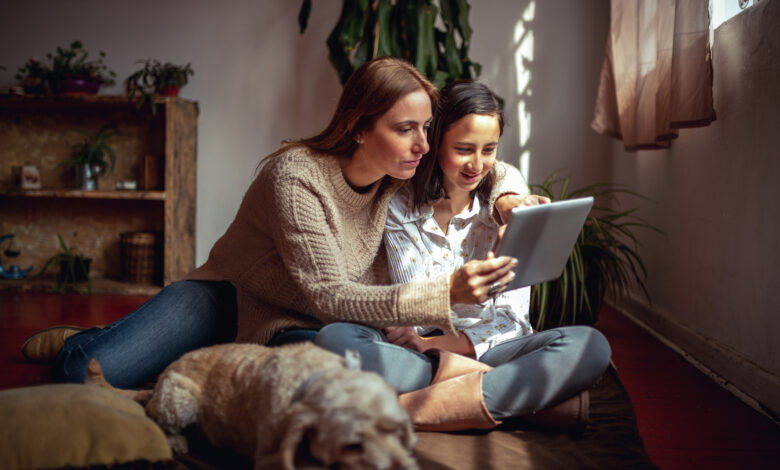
[608,0,780,416]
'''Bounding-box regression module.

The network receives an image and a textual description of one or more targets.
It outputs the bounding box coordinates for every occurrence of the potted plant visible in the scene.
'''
[13,59,48,94]
[298,0,480,87]
[14,40,116,95]
[126,59,194,115]
[63,126,119,190]
[38,232,92,294]
[529,172,663,330]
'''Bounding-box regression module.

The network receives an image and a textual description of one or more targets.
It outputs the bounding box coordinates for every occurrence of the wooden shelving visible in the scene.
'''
[0,94,197,294]
[0,189,165,200]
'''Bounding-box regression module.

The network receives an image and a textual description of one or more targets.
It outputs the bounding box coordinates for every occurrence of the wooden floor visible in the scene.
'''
[1,291,778,468]
[596,305,780,469]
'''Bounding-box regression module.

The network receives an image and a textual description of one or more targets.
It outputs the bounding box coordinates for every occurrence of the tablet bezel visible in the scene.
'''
[495,196,594,290]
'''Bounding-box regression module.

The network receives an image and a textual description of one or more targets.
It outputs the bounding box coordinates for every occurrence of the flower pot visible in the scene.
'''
[59,257,91,283]
[61,77,100,96]
[77,163,101,190]
[157,84,179,96]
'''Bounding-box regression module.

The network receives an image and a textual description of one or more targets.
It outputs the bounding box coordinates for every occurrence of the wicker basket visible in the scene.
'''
[120,232,162,284]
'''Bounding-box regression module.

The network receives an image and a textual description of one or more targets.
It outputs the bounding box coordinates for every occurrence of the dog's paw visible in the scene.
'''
[166,434,189,455]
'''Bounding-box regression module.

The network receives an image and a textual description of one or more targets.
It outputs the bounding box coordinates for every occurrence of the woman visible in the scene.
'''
[23,58,527,389]
[316,80,611,432]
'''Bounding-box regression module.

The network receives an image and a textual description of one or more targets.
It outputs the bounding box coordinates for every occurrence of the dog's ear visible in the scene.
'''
[277,403,318,470]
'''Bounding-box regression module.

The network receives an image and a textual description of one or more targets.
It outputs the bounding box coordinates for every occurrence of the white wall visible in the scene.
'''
[608,0,780,417]
[470,0,612,189]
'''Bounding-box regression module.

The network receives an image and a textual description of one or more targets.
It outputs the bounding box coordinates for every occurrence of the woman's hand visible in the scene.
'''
[494,194,552,224]
[449,256,518,305]
[384,327,426,352]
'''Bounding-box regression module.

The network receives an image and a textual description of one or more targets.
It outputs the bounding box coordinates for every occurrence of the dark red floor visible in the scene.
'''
[596,305,780,469]
[1,292,778,468]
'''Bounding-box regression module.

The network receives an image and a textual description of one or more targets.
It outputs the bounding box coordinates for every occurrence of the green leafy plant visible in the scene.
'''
[298,0,480,87]
[64,126,119,175]
[530,172,663,330]
[38,233,92,294]
[126,59,194,115]
[15,40,116,94]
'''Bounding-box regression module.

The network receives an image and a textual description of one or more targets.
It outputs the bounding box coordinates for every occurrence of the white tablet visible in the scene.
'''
[495,196,594,290]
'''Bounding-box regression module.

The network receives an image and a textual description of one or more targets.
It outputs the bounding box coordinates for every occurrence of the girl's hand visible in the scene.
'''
[384,326,426,352]
[449,256,518,305]
[494,194,552,224]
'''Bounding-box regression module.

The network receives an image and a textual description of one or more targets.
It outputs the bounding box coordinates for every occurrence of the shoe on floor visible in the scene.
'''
[21,325,86,363]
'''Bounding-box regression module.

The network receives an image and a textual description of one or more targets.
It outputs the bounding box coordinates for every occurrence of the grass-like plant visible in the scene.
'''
[64,126,119,175]
[530,172,662,330]
[38,233,92,294]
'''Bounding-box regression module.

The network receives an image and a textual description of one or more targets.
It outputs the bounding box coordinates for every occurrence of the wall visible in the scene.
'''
[470,0,612,190]
[0,0,611,265]
[608,0,780,418]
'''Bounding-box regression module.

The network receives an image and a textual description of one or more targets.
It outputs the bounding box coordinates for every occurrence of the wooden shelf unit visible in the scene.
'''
[0,94,198,294]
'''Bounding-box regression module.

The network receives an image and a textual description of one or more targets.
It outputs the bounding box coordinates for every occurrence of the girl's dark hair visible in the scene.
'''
[410,80,504,210]
[270,57,437,160]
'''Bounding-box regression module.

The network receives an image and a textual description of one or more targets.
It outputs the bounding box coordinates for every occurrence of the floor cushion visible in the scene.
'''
[0,383,173,470]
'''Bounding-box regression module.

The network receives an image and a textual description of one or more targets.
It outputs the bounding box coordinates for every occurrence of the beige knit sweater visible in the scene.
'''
[187,145,524,345]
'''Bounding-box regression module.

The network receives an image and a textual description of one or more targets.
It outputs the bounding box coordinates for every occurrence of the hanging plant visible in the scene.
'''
[530,172,663,330]
[298,0,481,87]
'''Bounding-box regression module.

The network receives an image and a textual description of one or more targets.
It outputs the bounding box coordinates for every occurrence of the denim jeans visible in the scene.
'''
[54,280,238,388]
[314,323,611,419]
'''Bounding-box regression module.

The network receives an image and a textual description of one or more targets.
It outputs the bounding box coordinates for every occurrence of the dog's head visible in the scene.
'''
[279,368,418,470]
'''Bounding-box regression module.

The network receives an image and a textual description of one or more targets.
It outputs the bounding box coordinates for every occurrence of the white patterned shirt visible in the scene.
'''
[384,185,533,359]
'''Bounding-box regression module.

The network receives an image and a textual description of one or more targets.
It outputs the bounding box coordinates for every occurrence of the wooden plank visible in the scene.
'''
[0,189,165,200]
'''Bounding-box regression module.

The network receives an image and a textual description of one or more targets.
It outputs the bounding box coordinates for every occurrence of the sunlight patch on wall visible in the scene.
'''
[513,1,535,182]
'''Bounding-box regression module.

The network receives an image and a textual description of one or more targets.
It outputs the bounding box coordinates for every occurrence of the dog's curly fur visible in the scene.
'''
[86,342,418,470]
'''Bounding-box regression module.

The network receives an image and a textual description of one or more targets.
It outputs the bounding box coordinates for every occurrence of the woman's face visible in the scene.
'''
[438,113,501,197]
[354,89,432,182]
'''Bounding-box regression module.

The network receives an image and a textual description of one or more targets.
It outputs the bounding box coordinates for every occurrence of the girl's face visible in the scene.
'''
[438,113,500,197]
[354,89,432,182]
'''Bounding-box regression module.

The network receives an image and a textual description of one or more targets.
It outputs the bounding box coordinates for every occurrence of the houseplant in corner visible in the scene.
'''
[38,232,92,294]
[529,172,663,330]
[126,59,194,115]
[63,126,119,190]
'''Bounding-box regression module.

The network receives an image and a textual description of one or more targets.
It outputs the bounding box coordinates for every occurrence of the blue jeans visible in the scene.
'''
[54,280,238,388]
[315,323,611,419]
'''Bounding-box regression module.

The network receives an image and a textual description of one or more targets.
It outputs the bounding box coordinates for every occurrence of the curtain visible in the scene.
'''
[591,0,716,150]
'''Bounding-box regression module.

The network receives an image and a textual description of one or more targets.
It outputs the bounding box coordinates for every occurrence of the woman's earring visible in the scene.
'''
[355,136,363,144]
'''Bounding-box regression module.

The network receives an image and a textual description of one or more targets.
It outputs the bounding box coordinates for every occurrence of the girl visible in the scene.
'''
[317,81,611,432]
[24,58,529,389]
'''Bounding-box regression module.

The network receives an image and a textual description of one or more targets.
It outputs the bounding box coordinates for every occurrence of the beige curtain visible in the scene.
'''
[591,0,716,150]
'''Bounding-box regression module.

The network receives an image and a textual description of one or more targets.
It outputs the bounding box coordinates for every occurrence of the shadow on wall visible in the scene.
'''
[503,0,611,188]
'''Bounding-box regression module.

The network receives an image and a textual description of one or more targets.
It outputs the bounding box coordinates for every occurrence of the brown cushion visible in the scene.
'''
[0,384,172,470]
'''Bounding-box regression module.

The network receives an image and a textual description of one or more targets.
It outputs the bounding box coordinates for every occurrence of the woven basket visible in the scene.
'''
[120,232,162,284]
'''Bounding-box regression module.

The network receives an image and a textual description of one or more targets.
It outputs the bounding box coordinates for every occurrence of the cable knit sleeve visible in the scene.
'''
[488,160,531,225]
[262,156,455,334]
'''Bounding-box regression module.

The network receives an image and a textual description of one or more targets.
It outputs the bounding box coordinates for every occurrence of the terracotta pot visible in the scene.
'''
[157,84,180,96]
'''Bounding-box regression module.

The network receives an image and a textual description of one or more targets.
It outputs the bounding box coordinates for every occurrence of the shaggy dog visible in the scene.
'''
[86,342,418,470]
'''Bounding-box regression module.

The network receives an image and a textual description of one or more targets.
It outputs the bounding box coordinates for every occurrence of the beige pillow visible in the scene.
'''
[0,383,172,470]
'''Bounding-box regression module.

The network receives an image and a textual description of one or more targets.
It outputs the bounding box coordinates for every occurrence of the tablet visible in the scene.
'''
[495,196,593,290]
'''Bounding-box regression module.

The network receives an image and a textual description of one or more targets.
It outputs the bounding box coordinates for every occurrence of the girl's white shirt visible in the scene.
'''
[384,184,533,359]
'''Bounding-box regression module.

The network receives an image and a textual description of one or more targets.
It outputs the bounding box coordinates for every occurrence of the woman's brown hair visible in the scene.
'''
[271,57,437,160]
[410,80,504,210]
